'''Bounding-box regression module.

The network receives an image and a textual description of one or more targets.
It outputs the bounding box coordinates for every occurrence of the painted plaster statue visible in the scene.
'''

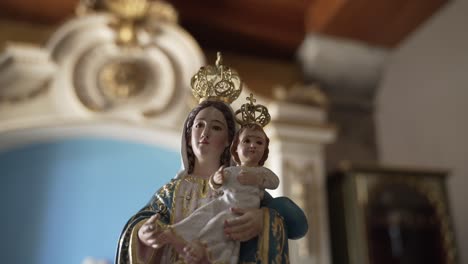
[151,95,280,263]
[115,53,308,263]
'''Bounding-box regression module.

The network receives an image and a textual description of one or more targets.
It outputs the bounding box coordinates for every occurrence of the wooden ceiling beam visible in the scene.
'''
[0,0,450,55]
[0,0,78,24]
[167,0,309,56]
[306,0,449,47]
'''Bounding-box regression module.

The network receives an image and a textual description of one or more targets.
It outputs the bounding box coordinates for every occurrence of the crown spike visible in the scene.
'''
[190,52,242,104]
[215,52,223,67]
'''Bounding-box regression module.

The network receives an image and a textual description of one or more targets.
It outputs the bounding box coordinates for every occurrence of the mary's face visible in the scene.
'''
[190,106,229,163]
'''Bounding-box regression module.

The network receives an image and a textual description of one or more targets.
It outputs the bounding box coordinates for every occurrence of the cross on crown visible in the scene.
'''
[235,93,271,127]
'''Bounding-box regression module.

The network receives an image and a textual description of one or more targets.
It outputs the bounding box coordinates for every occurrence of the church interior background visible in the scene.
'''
[1,0,467,263]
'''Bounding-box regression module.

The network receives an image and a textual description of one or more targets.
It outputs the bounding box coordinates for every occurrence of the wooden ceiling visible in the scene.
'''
[0,0,449,58]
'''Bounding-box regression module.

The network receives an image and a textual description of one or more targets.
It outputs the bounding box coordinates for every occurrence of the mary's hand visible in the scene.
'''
[138,214,163,248]
[224,207,264,241]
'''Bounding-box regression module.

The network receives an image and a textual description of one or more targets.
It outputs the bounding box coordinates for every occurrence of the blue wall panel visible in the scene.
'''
[0,138,179,264]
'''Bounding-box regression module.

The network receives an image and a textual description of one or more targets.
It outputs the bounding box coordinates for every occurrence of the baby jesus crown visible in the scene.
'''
[235,93,271,127]
[190,52,243,104]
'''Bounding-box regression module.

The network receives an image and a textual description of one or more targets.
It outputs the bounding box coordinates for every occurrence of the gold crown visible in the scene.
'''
[235,93,271,127]
[190,52,243,104]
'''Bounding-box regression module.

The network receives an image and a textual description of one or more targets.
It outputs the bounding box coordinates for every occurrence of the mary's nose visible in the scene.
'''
[201,128,210,137]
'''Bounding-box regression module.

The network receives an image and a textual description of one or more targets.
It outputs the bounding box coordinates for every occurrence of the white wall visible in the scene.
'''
[377,0,468,263]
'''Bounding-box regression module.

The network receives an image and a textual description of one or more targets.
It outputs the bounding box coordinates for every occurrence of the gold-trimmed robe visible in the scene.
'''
[116,174,305,263]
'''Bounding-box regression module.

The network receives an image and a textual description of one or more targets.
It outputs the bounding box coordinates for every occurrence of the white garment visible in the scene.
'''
[171,166,279,264]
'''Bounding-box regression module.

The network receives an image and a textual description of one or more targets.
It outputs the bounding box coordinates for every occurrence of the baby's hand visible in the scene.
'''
[237,170,262,187]
[182,240,208,263]
[213,165,225,185]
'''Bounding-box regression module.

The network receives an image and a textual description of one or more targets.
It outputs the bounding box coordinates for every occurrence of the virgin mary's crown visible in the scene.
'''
[190,52,243,104]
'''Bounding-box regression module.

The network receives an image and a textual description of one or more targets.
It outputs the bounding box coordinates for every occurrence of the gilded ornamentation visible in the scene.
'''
[98,60,147,101]
[104,0,149,46]
[71,42,176,114]
[170,175,213,223]
[170,177,182,225]
[64,1,190,119]
[190,52,243,104]
[147,1,178,23]
[235,93,271,127]
[183,176,210,199]
[273,83,328,108]
[100,0,178,46]
[271,212,286,264]
[104,0,149,20]
[76,0,179,46]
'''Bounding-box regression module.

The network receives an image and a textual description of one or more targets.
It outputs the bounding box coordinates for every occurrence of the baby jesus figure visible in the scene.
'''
[154,123,279,263]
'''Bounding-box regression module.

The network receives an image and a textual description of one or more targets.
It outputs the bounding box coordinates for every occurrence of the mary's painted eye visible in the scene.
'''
[194,122,204,129]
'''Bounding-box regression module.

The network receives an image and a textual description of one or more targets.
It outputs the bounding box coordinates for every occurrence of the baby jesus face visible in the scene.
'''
[236,127,267,167]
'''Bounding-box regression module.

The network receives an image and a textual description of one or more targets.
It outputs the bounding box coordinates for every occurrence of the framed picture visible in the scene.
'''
[328,163,458,264]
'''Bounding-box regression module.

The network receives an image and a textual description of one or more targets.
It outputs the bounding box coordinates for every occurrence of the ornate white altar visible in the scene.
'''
[0,1,335,263]
[266,101,335,264]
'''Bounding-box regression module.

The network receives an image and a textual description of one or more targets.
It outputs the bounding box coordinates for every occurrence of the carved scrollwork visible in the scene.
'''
[72,42,175,114]
[0,44,56,105]
[0,79,50,104]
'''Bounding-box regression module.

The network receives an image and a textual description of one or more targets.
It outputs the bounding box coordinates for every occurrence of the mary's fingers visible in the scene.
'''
[230,207,246,215]
[225,216,249,228]
[183,247,195,262]
[225,221,251,236]
[147,238,157,245]
[146,214,159,225]
[144,229,159,238]
[144,214,162,231]
[224,214,251,234]
[142,222,156,234]
[229,228,256,242]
